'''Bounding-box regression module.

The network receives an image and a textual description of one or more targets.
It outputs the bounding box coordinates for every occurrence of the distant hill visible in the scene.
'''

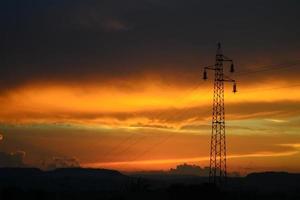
[244,171,300,191]
[0,168,300,200]
[0,167,131,192]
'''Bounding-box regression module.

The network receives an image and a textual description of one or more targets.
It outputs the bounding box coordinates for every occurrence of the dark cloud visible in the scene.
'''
[1,100,299,132]
[169,163,239,177]
[130,123,172,129]
[169,163,210,176]
[0,0,300,91]
[42,156,80,170]
[180,124,268,131]
[0,151,26,167]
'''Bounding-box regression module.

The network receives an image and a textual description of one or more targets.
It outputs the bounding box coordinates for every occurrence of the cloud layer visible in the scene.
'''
[1,0,300,91]
[1,0,300,172]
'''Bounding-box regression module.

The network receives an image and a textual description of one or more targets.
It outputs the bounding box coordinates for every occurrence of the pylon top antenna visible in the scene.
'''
[217,42,221,49]
[217,42,222,55]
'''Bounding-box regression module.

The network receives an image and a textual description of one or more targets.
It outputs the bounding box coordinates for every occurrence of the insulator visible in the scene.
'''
[233,82,237,93]
[230,63,234,73]
[203,70,208,80]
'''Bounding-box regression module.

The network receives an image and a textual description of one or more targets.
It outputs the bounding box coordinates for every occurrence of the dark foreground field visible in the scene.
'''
[0,168,299,200]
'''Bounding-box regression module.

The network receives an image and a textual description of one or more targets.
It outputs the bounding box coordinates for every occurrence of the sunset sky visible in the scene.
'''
[1,0,300,174]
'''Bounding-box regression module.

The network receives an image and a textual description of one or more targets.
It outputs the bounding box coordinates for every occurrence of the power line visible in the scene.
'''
[121,59,300,164]
[235,60,300,76]
[240,83,300,94]
[128,82,300,163]
[101,82,207,161]
[101,132,137,161]
[102,85,210,163]
[120,85,212,163]
[100,58,300,169]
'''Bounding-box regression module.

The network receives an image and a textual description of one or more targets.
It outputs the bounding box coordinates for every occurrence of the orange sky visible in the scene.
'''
[1,0,300,175]
[1,77,300,174]
[1,78,300,124]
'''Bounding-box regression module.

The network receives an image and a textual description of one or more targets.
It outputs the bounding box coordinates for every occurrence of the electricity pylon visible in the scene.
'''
[203,43,237,186]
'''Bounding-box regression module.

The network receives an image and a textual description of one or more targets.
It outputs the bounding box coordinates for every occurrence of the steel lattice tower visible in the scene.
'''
[203,43,237,185]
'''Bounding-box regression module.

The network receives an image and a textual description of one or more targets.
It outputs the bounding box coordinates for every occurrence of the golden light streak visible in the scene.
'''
[1,79,300,127]
[83,150,298,170]
[2,78,300,172]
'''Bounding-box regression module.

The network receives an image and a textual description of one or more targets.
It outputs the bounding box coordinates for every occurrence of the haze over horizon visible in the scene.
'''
[1,0,300,174]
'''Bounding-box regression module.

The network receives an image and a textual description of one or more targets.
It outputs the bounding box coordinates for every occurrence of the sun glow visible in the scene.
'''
[1,79,300,126]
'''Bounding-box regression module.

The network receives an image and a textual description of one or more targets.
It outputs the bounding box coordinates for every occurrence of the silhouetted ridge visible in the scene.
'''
[0,167,43,177]
[1,168,300,200]
[48,167,123,177]
[245,171,300,191]
[247,171,296,177]
[0,167,130,193]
